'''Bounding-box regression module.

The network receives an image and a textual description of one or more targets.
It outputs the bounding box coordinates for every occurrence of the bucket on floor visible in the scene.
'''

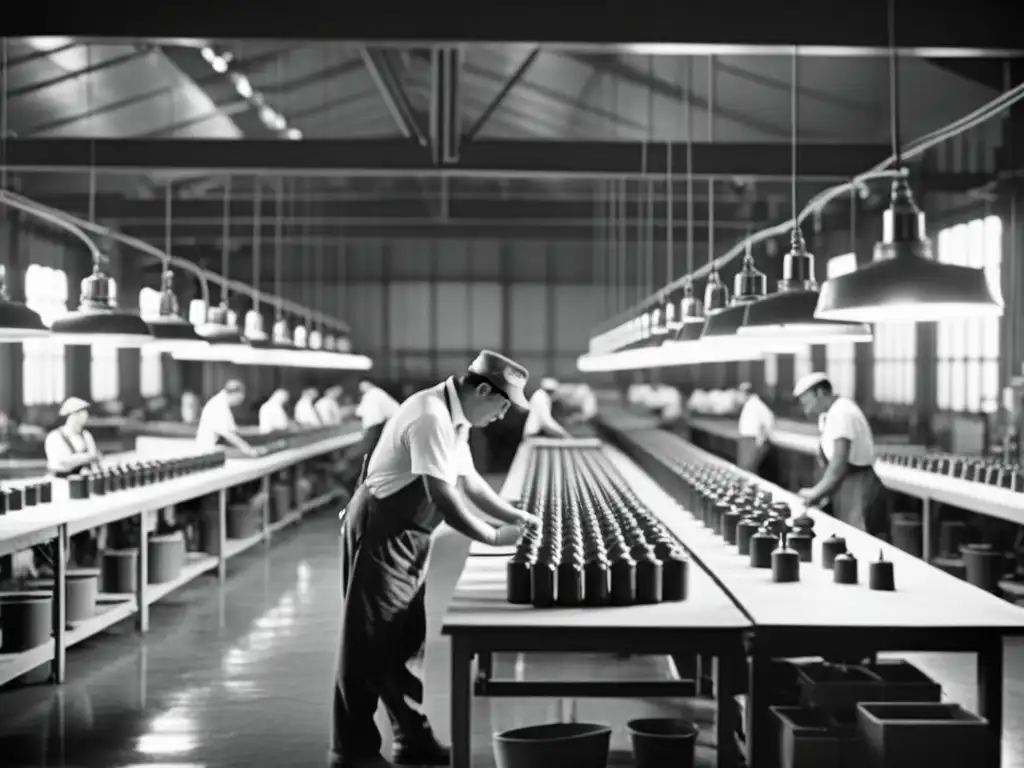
[24,568,100,624]
[961,544,1006,594]
[627,718,699,768]
[101,549,138,594]
[148,532,185,584]
[493,722,612,768]
[270,483,292,523]
[0,591,53,653]
[227,500,262,539]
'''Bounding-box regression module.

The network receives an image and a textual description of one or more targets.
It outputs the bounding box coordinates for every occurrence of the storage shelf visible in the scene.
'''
[223,532,264,560]
[145,553,219,606]
[66,595,137,647]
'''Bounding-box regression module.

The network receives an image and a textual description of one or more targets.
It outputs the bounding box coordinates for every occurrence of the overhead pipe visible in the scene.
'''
[0,189,348,334]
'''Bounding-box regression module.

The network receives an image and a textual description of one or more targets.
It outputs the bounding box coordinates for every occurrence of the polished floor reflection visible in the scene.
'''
[2,488,1024,767]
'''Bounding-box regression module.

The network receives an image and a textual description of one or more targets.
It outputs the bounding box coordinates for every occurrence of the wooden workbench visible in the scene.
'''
[608,427,1024,768]
[0,427,360,688]
[444,438,752,768]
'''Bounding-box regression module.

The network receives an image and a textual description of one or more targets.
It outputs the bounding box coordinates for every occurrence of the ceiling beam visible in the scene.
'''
[17,2,1022,56]
[7,137,905,181]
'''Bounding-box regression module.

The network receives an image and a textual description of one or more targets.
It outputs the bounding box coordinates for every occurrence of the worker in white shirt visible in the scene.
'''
[316,385,345,426]
[356,378,401,442]
[259,388,292,433]
[575,384,598,422]
[653,382,686,432]
[794,372,890,538]
[331,351,539,767]
[294,385,322,428]
[196,379,259,456]
[523,377,570,439]
[736,382,779,482]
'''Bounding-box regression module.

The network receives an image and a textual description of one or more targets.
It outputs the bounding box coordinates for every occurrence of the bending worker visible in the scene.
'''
[259,388,292,433]
[294,385,322,427]
[794,372,890,538]
[356,378,401,455]
[736,382,779,482]
[316,385,345,426]
[331,351,540,767]
[523,377,570,439]
[196,379,260,455]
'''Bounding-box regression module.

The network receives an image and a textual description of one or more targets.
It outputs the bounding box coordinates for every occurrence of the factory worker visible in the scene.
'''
[259,388,292,433]
[356,378,401,448]
[294,385,322,428]
[315,385,345,426]
[576,384,598,422]
[653,382,685,429]
[196,379,259,456]
[794,372,890,537]
[331,351,539,768]
[45,397,102,478]
[736,382,779,482]
[523,377,571,439]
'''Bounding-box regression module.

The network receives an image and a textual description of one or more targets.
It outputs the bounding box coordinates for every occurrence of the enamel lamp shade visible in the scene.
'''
[815,176,1004,323]
[741,228,873,344]
[195,303,244,344]
[144,271,207,351]
[0,265,48,340]
[701,255,768,340]
[51,267,154,347]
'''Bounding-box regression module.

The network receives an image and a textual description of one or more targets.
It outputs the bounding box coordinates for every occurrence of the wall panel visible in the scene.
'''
[507,241,548,282]
[509,284,549,353]
[435,282,471,351]
[553,285,602,353]
[469,283,503,350]
[389,282,431,351]
[389,239,432,281]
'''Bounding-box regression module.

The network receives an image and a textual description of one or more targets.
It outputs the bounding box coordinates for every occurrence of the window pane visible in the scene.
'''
[981,361,999,413]
[965,360,981,412]
[951,359,966,412]
[23,265,68,407]
[937,361,950,410]
[91,348,120,402]
[763,354,778,388]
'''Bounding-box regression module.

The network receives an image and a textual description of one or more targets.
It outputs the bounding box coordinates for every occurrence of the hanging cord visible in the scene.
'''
[888,0,902,167]
[639,145,647,306]
[685,57,694,280]
[274,180,284,320]
[791,48,799,230]
[252,179,262,311]
[707,55,716,274]
[221,176,231,309]
[645,55,655,302]
[1,39,8,191]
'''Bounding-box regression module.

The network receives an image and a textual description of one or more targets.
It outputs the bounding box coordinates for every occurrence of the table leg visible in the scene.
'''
[216,489,228,583]
[136,512,150,632]
[977,636,1004,768]
[476,651,493,684]
[922,497,932,562]
[715,650,740,768]
[51,525,68,684]
[451,636,473,768]
[745,639,772,768]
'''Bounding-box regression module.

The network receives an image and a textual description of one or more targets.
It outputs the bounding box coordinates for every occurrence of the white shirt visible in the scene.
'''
[655,385,683,420]
[579,388,598,420]
[523,388,553,437]
[315,397,343,426]
[819,396,876,466]
[196,391,237,449]
[294,397,321,428]
[364,377,474,499]
[44,428,98,471]
[259,399,290,433]
[738,394,775,445]
[356,386,401,429]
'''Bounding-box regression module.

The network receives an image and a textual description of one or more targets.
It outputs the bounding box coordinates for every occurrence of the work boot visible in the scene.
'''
[392,734,450,766]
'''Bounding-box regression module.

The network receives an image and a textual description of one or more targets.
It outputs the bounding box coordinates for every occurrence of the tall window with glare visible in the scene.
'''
[825,253,858,397]
[873,321,917,406]
[138,287,164,397]
[792,347,813,387]
[935,216,1001,413]
[22,265,68,407]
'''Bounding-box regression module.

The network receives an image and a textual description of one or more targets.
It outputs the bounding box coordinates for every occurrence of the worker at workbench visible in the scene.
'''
[316,385,345,425]
[259,388,292,433]
[794,372,890,538]
[331,351,539,767]
[523,377,571,439]
[196,380,260,456]
[294,385,322,428]
[736,382,779,483]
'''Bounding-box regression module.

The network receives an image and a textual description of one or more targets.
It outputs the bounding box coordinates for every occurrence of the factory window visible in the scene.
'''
[825,253,858,398]
[22,265,68,407]
[138,287,164,397]
[936,216,1002,413]
[763,354,778,389]
[793,347,813,388]
[873,321,917,406]
[90,346,120,403]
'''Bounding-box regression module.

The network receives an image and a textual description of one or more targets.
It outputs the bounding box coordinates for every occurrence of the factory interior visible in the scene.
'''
[1,7,1024,768]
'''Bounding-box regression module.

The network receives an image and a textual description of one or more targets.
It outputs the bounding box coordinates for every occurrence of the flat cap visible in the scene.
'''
[793,372,831,399]
[468,350,530,410]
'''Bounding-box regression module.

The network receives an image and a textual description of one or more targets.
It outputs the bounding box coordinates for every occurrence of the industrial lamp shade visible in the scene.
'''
[815,176,1004,323]
[0,265,48,340]
[243,309,271,347]
[335,334,352,353]
[143,270,205,349]
[196,303,244,344]
[742,228,873,343]
[51,268,154,347]
[701,253,767,340]
[272,317,293,347]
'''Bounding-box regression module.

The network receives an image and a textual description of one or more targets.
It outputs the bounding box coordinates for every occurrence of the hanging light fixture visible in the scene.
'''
[814,0,1003,324]
[52,256,155,347]
[242,179,270,351]
[0,264,48,341]
[741,47,873,344]
[651,138,675,339]
[145,269,206,350]
[701,241,768,338]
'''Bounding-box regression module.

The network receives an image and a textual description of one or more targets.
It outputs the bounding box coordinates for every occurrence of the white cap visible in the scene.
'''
[793,372,831,399]
[540,377,559,391]
[59,397,91,417]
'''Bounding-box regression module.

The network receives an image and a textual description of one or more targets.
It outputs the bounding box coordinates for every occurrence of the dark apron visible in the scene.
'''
[739,436,780,485]
[332,388,453,760]
[36,431,99,569]
[817,441,890,538]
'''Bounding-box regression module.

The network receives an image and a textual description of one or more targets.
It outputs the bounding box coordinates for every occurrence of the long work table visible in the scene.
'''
[686,415,1024,557]
[608,426,1024,768]
[444,437,752,768]
[0,428,360,689]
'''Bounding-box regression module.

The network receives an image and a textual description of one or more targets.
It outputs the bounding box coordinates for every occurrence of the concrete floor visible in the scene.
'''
[1,481,1023,767]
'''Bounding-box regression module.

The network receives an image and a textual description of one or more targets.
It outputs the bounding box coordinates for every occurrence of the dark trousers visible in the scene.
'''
[332,483,435,760]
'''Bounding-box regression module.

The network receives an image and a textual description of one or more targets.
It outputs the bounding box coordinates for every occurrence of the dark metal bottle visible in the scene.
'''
[610,556,637,605]
[635,552,664,604]
[584,557,611,606]
[736,517,759,555]
[662,551,689,601]
[506,555,533,604]
[530,560,557,608]
[749,526,776,568]
[556,560,584,606]
[821,534,848,569]
[771,535,800,583]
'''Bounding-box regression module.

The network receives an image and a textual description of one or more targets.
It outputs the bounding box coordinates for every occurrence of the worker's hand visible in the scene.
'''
[513,509,541,529]
[797,488,818,506]
[492,524,524,547]
[243,445,263,458]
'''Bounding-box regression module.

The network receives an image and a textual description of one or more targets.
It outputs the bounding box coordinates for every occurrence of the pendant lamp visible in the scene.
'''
[144,269,207,351]
[52,263,154,347]
[814,176,1003,323]
[243,308,271,347]
[701,248,767,339]
[196,302,244,344]
[742,228,873,343]
[0,265,48,340]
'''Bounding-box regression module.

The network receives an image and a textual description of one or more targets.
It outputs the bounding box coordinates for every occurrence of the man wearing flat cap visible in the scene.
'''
[331,351,540,768]
[793,372,890,537]
[523,376,571,439]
